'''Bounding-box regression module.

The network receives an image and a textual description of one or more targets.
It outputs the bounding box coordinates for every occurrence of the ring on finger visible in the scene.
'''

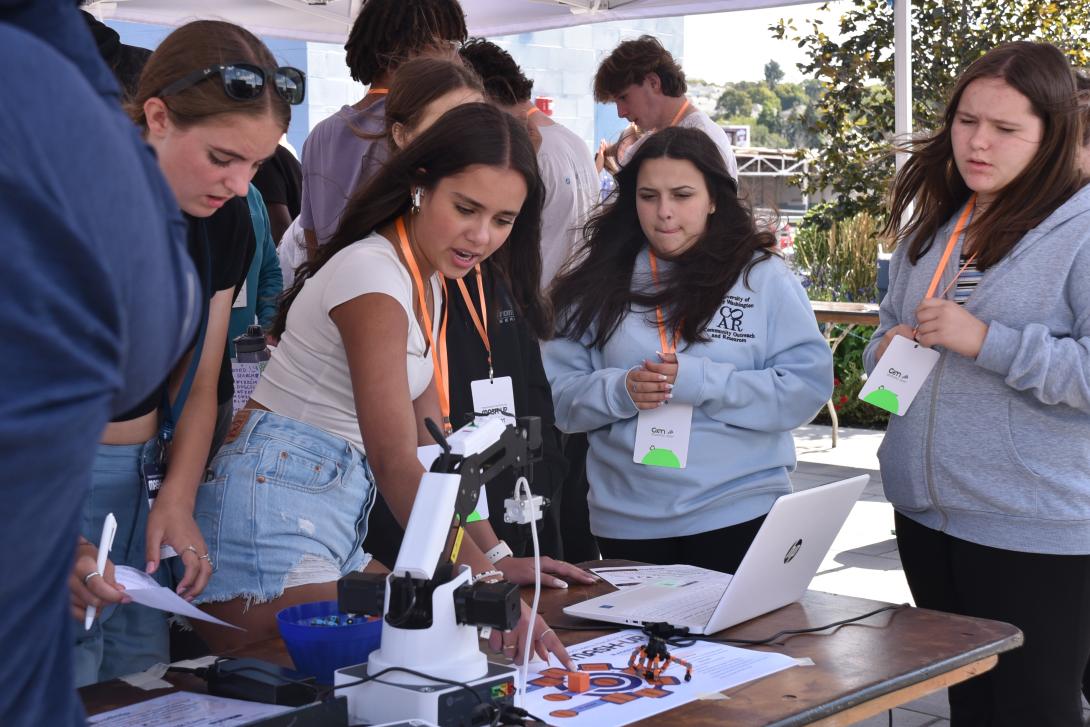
[183,545,199,557]
[536,628,554,643]
[83,570,102,586]
[198,553,213,569]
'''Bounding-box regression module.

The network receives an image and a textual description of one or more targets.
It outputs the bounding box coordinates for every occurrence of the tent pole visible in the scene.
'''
[894,0,912,171]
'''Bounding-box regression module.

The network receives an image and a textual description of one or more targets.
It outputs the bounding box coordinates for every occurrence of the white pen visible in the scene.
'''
[85,512,117,631]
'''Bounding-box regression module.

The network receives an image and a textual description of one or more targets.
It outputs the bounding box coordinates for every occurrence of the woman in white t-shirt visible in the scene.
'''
[192,103,576,667]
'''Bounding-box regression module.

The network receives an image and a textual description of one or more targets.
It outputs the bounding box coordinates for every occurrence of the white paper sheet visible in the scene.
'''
[88,691,290,726]
[590,564,726,589]
[113,566,242,629]
[521,630,795,727]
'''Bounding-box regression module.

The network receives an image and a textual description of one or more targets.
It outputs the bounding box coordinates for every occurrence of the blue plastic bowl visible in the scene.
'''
[276,600,382,684]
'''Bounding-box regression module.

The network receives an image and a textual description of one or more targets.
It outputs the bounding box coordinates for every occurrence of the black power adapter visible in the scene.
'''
[204,658,317,707]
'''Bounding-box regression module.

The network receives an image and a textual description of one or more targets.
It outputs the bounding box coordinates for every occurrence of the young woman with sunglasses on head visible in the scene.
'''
[358,56,595,588]
[865,42,1090,725]
[191,102,577,669]
[544,127,832,573]
[68,20,302,685]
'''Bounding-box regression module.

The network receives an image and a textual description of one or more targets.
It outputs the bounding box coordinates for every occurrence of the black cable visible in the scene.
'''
[326,664,484,704]
[699,604,907,646]
[554,604,909,647]
[385,587,418,627]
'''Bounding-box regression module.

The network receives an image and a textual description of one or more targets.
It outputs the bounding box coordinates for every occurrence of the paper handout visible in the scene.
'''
[113,566,242,629]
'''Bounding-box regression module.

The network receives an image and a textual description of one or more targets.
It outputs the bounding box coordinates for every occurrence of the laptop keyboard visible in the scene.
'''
[625,580,729,627]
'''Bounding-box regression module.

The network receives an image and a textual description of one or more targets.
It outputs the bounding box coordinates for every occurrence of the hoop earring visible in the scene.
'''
[411,187,424,213]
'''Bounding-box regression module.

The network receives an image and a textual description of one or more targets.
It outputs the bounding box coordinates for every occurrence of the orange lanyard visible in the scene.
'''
[923,195,978,301]
[455,266,493,380]
[526,106,541,118]
[668,98,691,128]
[395,216,451,434]
[648,251,680,354]
[367,87,389,95]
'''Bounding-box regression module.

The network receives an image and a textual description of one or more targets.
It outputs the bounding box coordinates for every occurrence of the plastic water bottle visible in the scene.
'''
[231,324,270,413]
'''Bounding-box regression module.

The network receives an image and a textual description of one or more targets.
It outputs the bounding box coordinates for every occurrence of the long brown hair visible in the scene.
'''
[383,56,483,146]
[886,41,1083,270]
[127,20,290,132]
[552,127,776,349]
[273,103,549,338]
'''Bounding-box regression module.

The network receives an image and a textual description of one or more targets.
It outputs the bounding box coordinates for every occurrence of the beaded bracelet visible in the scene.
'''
[472,569,505,585]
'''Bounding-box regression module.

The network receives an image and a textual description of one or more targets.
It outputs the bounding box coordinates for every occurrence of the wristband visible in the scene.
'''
[485,540,513,565]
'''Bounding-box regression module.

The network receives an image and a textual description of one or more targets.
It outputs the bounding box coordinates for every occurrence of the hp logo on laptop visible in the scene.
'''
[784,539,803,564]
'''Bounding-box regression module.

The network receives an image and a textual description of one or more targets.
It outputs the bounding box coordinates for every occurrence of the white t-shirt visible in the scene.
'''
[254,232,440,453]
[537,124,599,289]
[622,105,739,181]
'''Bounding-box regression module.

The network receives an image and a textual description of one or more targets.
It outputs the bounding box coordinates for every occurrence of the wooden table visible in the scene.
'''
[809,301,881,447]
[541,578,1020,726]
[82,566,1021,726]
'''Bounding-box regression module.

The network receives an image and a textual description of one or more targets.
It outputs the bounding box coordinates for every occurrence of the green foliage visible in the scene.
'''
[794,205,882,303]
[772,0,1090,220]
[764,59,785,88]
[714,75,819,148]
[812,326,891,429]
[716,87,752,117]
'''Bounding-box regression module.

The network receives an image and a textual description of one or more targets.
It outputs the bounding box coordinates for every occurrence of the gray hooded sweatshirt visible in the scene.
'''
[864,184,1090,555]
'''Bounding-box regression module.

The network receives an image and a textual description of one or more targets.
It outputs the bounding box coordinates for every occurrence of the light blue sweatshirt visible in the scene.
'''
[543,249,832,539]
[864,185,1090,555]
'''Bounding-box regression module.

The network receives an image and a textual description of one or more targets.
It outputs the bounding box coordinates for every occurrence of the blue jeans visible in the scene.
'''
[194,409,376,605]
[74,439,170,687]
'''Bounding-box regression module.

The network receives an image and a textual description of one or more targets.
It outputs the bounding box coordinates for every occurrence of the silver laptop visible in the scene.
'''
[564,475,868,635]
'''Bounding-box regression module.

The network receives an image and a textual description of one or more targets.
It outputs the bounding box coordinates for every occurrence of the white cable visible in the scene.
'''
[516,475,540,709]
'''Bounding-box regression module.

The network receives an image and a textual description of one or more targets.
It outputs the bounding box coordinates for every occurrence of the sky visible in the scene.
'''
[683,1,849,85]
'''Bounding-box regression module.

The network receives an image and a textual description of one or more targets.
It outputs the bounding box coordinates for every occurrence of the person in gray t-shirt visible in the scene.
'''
[460,38,599,290]
[299,0,468,257]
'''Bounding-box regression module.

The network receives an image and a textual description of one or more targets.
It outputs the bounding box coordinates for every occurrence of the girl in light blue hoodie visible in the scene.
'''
[544,127,831,573]
[864,42,1090,726]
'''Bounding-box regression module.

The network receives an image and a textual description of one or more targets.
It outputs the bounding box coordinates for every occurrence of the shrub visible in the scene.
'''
[811,324,891,430]
[794,205,883,304]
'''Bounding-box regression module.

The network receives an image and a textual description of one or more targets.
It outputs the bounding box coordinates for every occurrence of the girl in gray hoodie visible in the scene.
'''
[864,42,1090,726]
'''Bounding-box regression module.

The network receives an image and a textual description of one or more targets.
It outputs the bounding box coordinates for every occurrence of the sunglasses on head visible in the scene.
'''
[159,63,306,105]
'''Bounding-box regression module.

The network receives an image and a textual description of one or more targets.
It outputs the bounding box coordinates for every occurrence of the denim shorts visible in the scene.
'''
[194,409,376,605]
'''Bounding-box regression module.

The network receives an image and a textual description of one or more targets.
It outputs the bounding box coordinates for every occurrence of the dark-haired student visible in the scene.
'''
[544,127,831,573]
[357,56,583,576]
[193,103,579,668]
[865,42,1090,725]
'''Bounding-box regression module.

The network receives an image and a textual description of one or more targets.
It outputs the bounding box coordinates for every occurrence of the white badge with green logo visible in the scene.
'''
[858,334,939,416]
[633,401,693,469]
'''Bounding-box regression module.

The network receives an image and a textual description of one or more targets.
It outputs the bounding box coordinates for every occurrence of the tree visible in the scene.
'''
[716,86,753,117]
[773,0,1090,222]
[764,59,784,89]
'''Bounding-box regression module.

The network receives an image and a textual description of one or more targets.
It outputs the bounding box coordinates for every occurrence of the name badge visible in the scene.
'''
[470,376,516,425]
[858,334,939,416]
[633,402,693,469]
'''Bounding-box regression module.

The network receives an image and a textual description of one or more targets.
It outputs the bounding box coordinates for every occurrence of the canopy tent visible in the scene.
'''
[88,0,912,163]
[92,0,820,44]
